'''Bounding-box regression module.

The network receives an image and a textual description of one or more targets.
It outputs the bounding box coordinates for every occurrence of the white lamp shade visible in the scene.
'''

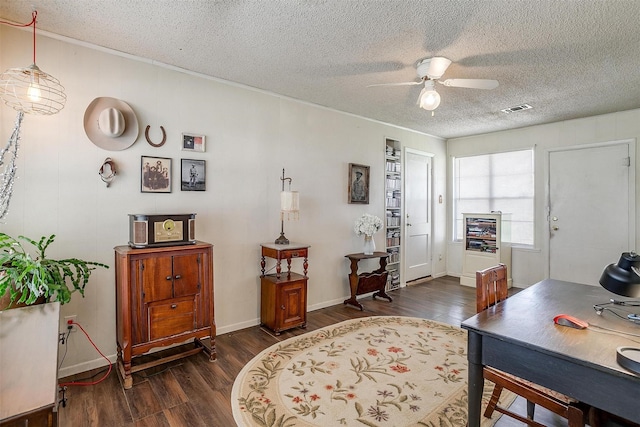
[418,86,441,111]
[281,191,299,212]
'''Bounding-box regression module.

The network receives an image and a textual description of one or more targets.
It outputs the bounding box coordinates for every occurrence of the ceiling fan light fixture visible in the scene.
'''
[418,81,441,111]
[417,57,452,80]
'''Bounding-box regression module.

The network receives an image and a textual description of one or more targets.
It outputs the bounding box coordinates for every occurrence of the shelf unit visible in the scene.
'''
[460,212,512,287]
[385,138,402,291]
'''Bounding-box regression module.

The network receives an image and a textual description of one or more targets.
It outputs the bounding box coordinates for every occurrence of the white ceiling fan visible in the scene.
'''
[367,57,499,113]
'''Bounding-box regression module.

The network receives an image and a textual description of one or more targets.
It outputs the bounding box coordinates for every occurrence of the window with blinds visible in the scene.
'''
[453,149,534,246]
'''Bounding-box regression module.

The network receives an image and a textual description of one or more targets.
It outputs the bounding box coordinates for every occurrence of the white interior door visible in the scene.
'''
[549,142,634,285]
[404,150,433,281]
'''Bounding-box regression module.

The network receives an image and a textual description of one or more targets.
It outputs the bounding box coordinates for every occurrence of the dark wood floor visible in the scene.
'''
[58,276,566,427]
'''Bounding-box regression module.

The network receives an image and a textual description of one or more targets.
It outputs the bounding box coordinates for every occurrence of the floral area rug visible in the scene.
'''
[231,316,516,427]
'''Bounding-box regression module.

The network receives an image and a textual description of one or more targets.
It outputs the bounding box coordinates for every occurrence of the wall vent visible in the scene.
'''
[501,104,533,114]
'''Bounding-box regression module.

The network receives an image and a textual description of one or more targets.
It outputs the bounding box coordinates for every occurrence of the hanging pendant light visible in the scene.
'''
[0,11,66,219]
[0,11,66,115]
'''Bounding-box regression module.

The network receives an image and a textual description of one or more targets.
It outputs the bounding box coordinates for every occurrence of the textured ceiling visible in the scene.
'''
[2,0,640,139]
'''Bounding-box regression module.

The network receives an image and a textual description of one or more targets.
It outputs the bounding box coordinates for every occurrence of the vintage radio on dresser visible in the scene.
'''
[128,213,196,248]
[114,241,215,389]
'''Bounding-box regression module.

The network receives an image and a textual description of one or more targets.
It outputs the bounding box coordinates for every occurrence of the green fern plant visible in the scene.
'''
[0,233,108,308]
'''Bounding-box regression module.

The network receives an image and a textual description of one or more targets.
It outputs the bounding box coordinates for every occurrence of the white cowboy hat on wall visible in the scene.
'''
[83,97,139,150]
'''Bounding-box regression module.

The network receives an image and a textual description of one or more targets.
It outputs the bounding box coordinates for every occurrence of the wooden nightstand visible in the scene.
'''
[260,243,309,334]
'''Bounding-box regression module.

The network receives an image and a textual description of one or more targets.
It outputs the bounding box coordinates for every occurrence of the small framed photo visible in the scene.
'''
[181,159,206,191]
[141,156,172,193]
[348,163,370,204]
[182,133,206,152]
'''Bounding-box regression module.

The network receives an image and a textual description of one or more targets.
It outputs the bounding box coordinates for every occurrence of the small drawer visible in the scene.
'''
[148,297,195,341]
[278,248,308,259]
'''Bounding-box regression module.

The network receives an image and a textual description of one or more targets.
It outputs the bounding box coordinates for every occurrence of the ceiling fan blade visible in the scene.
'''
[367,81,422,88]
[427,57,452,79]
[438,79,499,90]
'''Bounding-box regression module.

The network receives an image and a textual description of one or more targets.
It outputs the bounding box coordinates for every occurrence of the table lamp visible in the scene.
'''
[274,168,299,245]
[598,251,640,375]
[599,252,640,298]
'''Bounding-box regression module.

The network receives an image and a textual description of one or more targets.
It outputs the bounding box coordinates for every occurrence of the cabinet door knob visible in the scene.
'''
[175,274,181,280]
[171,304,177,309]
[166,276,172,280]
[281,305,285,310]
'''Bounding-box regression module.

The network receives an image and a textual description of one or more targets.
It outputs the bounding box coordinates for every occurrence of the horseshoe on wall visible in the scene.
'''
[145,125,166,147]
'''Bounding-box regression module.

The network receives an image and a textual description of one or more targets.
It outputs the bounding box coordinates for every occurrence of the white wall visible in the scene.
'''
[0,26,446,376]
[446,111,640,287]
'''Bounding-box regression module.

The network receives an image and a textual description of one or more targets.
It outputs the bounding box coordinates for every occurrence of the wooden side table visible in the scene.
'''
[344,252,392,310]
[260,243,309,334]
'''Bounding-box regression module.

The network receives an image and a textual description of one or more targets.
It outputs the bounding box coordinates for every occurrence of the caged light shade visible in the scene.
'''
[0,64,66,115]
[0,11,66,115]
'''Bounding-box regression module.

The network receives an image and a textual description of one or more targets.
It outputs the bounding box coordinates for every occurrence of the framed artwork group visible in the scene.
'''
[140,132,206,193]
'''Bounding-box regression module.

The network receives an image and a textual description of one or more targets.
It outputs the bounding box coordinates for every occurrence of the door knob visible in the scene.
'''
[552,225,559,231]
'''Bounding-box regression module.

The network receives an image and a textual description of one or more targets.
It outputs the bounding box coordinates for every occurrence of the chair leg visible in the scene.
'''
[483,384,503,418]
[526,400,536,420]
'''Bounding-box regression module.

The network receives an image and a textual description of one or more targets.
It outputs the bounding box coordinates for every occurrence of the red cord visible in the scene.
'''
[58,320,112,387]
[32,11,37,64]
[0,10,37,28]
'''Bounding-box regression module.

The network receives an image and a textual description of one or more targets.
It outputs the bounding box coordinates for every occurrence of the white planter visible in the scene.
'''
[0,301,60,420]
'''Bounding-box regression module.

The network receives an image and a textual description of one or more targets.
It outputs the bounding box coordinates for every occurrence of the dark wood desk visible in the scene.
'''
[461,279,640,426]
[344,252,391,310]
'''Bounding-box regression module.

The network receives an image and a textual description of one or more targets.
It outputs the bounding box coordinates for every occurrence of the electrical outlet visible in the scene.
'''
[64,315,77,332]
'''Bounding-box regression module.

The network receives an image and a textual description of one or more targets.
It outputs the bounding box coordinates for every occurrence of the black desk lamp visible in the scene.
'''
[598,251,640,374]
[599,252,640,298]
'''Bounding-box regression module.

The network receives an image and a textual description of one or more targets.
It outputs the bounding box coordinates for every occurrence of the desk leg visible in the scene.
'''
[343,258,363,310]
[467,331,484,427]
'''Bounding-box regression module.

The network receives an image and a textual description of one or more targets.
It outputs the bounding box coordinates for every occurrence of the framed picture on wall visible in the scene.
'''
[141,156,172,193]
[348,163,369,204]
[182,133,206,152]
[181,159,206,191]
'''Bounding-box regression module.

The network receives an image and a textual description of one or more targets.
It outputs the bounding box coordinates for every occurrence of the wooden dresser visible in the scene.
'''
[114,242,215,389]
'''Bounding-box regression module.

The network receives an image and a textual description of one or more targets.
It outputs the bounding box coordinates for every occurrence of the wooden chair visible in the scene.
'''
[476,264,589,427]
